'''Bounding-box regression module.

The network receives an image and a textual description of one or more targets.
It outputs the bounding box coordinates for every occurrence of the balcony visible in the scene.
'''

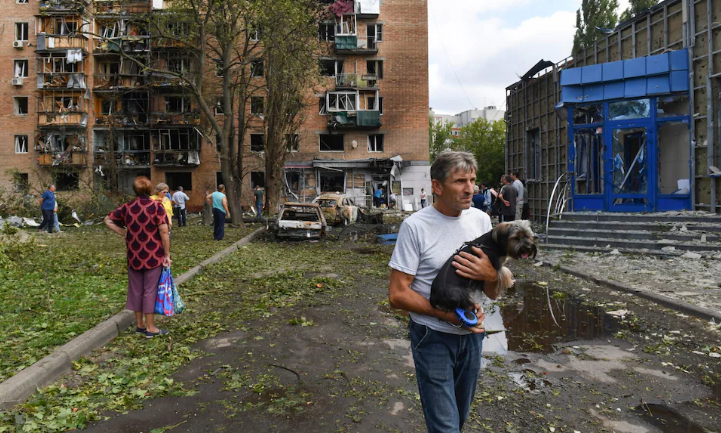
[36,34,88,52]
[93,74,148,90]
[36,131,88,167]
[38,72,87,90]
[39,0,87,13]
[95,113,150,128]
[150,113,201,127]
[335,73,378,89]
[95,150,152,168]
[153,151,200,167]
[334,35,378,54]
[94,0,151,15]
[328,110,381,130]
[95,37,150,54]
[38,111,88,127]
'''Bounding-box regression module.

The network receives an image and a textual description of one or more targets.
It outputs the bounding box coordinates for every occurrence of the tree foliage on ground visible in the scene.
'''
[573,0,619,54]
[619,0,659,22]
[455,118,506,186]
[429,116,455,162]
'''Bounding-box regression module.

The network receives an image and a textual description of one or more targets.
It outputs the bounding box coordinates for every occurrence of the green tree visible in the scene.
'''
[456,118,506,186]
[619,0,658,22]
[429,116,455,162]
[573,0,619,54]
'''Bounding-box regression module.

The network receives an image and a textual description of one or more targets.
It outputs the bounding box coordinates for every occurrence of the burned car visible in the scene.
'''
[313,193,359,226]
[272,203,327,239]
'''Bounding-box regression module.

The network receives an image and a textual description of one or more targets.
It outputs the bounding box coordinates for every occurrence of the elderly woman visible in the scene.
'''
[104,176,172,338]
[151,183,173,228]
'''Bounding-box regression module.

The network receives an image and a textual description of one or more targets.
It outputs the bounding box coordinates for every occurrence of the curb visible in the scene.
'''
[0,226,265,410]
[541,260,721,323]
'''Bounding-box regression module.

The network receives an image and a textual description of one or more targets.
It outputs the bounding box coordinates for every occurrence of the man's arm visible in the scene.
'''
[389,270,485,333]
[222,196,231,219]
[104,215,126,237]
[158,223,171,267]
[206,192,212,205]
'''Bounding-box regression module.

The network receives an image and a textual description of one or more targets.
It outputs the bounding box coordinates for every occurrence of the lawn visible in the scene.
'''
[0,217,258,383]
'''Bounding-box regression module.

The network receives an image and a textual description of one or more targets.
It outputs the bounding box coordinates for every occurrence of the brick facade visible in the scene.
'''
[0,0,430,212]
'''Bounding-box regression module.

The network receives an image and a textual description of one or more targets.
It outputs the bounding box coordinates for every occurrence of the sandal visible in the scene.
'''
[145,329,169,338]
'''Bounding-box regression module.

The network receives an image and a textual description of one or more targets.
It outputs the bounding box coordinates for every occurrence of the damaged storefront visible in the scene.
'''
[506,0,721,220]
[282,156,425,210]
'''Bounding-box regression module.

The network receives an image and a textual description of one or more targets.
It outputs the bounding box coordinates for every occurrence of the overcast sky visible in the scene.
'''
[428,0,632,115]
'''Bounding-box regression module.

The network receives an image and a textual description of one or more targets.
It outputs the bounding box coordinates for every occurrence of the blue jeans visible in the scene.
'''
[409,319,484,433]
[256,202,262,217]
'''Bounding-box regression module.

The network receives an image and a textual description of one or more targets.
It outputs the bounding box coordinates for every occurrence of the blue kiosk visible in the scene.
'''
[559,49,692,212]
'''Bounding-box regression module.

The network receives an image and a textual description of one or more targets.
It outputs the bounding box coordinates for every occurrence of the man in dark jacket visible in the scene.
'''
[498,175,517,222]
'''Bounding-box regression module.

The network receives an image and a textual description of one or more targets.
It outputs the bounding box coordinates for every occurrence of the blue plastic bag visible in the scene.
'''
[155,267,175,316]
[173,283,185,315]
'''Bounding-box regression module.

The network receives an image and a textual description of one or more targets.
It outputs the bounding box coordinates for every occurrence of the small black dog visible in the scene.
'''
[430,220,537,313]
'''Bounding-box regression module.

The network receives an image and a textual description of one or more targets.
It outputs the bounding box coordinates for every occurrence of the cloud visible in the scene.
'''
[429,2,577,114]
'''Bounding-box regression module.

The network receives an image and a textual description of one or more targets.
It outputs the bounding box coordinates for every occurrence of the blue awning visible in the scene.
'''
[560,49,689,104]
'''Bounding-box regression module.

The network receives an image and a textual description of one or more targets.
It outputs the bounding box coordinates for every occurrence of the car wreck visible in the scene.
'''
[272,203,327,239]
[313,193,359,226]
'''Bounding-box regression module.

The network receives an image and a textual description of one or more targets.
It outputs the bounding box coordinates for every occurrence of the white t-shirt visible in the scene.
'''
[389,206,492,335]
[172,191,190,209]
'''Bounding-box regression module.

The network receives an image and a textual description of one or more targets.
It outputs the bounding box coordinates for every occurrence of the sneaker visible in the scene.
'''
[135,327,147,334]
[145,329,169,338]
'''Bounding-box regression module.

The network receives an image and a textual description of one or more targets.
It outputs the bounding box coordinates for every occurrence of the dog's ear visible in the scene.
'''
[492,222,511,245]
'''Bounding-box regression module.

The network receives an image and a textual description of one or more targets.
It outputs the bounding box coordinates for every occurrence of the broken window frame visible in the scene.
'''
[319,134,344,152]
[326,91,356,112]
[285,133,299,152]
[250,133,264,152]
[14,60,28,78]
[367,60,383,79]
[319,97,328,115]
[320,59,344,77]
[250,96,264,116]
[164,96,191,113]
[250,59,264,78]
[367,134,384,152]
[318,22,335,42]
[573,127,603,195]
[656,120,690,195]
[15,135,29,154]
[14,97,29,115]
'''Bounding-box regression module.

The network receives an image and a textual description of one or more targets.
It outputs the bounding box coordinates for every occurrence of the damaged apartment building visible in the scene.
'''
[507,0,721,221]
[0,0,429,211]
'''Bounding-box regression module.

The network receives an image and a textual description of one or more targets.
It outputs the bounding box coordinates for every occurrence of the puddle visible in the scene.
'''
[482,282,623,355]
[632,403,707,433]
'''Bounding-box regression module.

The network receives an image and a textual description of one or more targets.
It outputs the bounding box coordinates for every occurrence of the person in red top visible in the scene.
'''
[104,176,172,338]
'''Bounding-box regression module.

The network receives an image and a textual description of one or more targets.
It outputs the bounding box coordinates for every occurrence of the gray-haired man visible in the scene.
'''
[172,186,190,227]
[388,150,500,433]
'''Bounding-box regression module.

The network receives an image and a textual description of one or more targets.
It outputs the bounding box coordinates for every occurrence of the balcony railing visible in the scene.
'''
[38,111,89,127]
[95,37,150,54]
[39,0,87,13]
[36,34,88,51]
[95,113,150,127]
[38,151,88,167]
[94,0,151,15]
[150,113,201,127]
[38,72,87,89]
[153,150,200,166]
[334,35,377,53]
[328,110,381,130]
[93,74,148,90]
[335,73,378,89]
[94,150,152,168]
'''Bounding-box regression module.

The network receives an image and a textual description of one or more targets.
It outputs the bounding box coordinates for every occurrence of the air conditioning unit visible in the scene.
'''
[11,78,23,86]
[13,40,24,49]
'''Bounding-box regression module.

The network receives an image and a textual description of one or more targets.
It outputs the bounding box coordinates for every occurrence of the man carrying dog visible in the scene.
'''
[388,150,500,433]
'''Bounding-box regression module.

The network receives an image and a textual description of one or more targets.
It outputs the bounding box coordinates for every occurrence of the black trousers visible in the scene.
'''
[212,208,225,240]
[39,209,55,233]
[500,214,516,223]
[177,208,187,227]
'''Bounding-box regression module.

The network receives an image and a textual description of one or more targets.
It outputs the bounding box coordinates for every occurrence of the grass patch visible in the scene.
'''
[0,217,257,382]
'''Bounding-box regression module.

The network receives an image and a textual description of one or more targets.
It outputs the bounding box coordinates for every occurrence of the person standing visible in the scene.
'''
[53,202,61,233]
[420,188,427,208]
[510,171,524,221]
[104,176,171,338]
[254,185,264,217]
[38,184,57,234]
[207,184,230,240]
[171,186,190,227]
[374,186,383,208]
[152,183,173,229]
[389,150,499,433]
[471,185,485,210]
[481,183,492,214]
[499,175,517,222]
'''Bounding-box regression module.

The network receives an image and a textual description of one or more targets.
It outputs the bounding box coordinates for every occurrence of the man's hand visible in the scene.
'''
[503,199,510,206]
[227,213,231,219]
[452,246,498,283]
[441,303,486,333]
